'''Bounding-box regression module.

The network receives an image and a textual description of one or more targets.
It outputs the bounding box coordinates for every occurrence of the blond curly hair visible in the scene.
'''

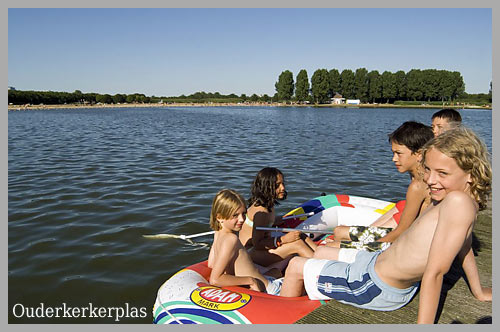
[422,127,492,210]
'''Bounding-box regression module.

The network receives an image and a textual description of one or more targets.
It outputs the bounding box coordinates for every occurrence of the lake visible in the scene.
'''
[8,106,492,323]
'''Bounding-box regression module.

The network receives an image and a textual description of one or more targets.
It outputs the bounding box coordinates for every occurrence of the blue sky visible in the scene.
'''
[8,8,492,97]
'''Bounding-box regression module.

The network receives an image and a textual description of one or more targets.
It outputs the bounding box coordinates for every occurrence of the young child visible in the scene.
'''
[207,189,282,295]
[328,121,434,259]
[280,127,492,323]
[431,108,462,136]
[239,167,317,268]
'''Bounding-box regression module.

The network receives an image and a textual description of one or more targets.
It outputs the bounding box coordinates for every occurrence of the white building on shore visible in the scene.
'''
[331,94,345,104]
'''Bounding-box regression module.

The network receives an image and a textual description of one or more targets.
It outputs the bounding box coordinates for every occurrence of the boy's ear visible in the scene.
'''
[415,150,423,162]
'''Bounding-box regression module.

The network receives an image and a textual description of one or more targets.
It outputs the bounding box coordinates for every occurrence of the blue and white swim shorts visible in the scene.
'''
[303,250,419,311]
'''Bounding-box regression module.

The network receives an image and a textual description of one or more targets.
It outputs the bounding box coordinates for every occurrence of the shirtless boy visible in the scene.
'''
[239,167,317,268]
[431,108,462,136]
[207,189,282,295]
[328,122,434,258]
[280,127,492,323]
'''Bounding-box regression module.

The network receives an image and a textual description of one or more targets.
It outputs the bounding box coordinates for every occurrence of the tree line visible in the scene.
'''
[7,89,276,106]
[276,68,474,104]
[8,68,491,106]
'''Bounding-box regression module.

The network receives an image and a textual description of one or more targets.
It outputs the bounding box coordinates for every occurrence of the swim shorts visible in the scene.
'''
[303,251,418,311]
[265,276,283,296]
[340,240,391,252]
[348,226,393,243]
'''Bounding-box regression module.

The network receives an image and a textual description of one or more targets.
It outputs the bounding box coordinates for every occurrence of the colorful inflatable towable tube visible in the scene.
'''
[152,194,394,324]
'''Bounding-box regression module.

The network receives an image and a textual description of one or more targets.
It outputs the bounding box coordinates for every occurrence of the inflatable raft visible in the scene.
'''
[153,193,394,324]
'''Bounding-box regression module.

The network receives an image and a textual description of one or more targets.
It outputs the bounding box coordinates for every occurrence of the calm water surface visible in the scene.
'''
[8,106,492,323]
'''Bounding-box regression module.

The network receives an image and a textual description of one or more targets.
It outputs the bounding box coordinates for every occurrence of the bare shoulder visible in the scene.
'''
[251,206,273,226]
[442,191,476,207]
[218,232,240,249]
[438,191,477,224]
[408,177,430,196]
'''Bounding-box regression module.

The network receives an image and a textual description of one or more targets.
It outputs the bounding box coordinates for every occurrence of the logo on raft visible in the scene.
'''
[190,286,251,311]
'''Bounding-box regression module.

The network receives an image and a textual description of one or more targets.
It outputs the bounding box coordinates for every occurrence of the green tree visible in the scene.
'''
[275,70,294,102]
[96,94,113,104]
[406,69,424,101]
[328,69,341,97]
[340,69,355,99]
[354,67,369,102]
[381,71,397,103]
[422,69,439,102]
[295,69,310,102]
[394,70,407,101]
[451,71,465,100]
[367,70,382,103]
[311,69,330,103]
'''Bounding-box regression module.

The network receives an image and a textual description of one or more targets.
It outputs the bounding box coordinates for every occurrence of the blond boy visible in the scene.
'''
[280,128,491,323]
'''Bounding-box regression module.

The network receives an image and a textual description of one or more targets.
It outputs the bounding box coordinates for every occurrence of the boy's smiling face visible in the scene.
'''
[423,147,471,202]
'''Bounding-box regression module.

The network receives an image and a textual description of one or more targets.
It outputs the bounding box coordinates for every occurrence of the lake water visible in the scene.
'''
[8,106,492,323]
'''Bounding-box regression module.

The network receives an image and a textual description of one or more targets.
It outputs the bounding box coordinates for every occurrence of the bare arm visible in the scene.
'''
[209,234,261,290]
[379,182,425,242]
[251,210,279,250]
[417,192,476,324]
[458,244,492,301]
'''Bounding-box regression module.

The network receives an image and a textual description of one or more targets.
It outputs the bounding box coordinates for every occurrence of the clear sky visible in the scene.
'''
[8,8,492,97]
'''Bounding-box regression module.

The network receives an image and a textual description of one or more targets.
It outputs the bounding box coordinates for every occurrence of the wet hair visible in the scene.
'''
[388,121,434,153]
[247,167,287,212]
[432,108,462,123]
[422,127,491,210]
[209,189,247,231]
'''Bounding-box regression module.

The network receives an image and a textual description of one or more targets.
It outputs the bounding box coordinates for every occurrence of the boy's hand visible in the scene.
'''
[476,287,492,301]
[282,231,301,244]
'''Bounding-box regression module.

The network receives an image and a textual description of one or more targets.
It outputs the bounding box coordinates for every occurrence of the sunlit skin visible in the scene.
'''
[431,117,453,137]
[391,142,420,175]
[275,174,286,200]
[423,147,471,202]
[239,172,316,267]
[208,204,270,292]
[218,206,247,233]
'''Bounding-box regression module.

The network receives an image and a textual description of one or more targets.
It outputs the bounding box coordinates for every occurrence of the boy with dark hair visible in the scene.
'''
[327,122,434,261]
[431,108,462,136]
[281,127,492,323]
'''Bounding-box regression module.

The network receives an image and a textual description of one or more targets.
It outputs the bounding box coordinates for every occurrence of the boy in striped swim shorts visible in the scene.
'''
[280,128,492,323]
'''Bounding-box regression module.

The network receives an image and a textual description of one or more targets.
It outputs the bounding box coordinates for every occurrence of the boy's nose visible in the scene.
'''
[425,172,436,185]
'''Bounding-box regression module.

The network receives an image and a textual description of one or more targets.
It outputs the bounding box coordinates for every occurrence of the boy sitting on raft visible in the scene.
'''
[280,127,492,323]
[327,121,434,258]
[207,189,282,295]
[431,108,462,137]
[239,167,317,269]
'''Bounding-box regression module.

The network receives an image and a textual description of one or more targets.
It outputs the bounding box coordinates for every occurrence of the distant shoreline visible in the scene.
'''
[7,102,492,111]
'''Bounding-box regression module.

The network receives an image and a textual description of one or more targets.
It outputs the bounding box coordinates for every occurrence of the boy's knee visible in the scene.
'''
[286,256,304,276]
[333,226,349,240]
